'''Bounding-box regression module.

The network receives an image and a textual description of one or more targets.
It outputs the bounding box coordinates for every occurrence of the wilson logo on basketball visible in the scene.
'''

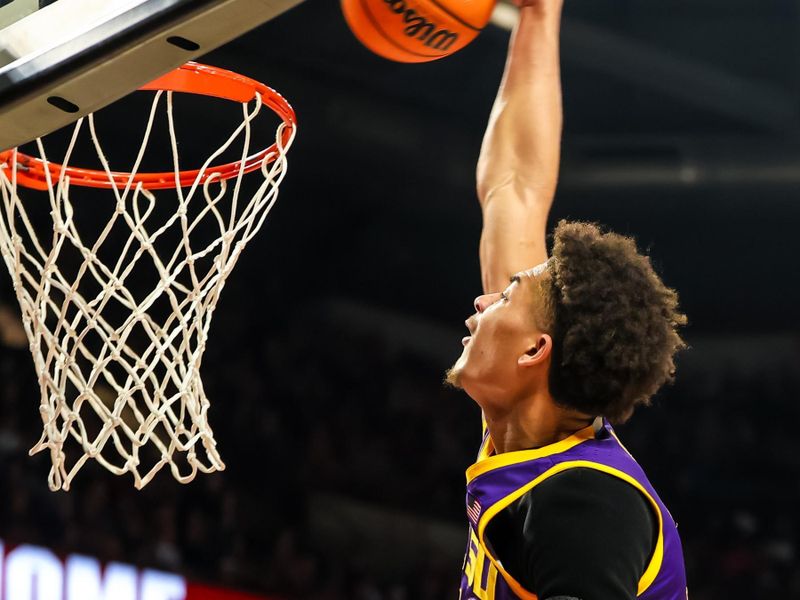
[383,0,459,51]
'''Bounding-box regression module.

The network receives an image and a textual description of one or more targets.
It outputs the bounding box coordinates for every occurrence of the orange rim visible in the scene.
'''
[0,62,295,191]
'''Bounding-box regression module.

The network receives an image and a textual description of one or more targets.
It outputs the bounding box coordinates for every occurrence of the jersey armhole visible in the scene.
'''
[476,460,666,597]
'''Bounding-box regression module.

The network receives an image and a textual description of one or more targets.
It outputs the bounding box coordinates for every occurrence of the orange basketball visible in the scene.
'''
[341,0,497,63]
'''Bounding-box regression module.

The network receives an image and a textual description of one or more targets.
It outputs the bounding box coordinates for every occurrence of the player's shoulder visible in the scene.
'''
[524,466,655,524]
[517,467,657,599]
[518,466,658,562]
[529,465,641,497]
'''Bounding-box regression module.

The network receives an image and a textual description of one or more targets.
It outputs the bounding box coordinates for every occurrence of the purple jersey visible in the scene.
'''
[459,418,688,600]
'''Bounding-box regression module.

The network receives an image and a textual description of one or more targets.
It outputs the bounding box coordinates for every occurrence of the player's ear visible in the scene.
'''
[518,333,552,368]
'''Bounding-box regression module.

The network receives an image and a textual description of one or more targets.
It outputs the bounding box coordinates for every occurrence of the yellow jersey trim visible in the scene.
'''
[474,460,665,597]
[465,423,596,483]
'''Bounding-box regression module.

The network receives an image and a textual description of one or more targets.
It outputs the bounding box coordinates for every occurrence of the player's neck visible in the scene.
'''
[483,396,594,454]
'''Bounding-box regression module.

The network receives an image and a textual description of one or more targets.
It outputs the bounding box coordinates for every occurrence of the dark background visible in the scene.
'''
[1,0,800,598]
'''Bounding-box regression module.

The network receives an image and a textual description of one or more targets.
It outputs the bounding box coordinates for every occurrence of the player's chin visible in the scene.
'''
[444,365,463,389]
[444,345,471,388]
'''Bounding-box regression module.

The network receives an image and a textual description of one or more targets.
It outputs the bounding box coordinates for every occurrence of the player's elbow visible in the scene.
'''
[477,169,554,212]
[476,170,512,207]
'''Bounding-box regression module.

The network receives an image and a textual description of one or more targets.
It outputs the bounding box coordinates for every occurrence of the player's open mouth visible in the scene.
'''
[462,336,471,346]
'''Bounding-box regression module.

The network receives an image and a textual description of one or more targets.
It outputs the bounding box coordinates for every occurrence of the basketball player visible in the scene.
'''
[447,1,688,599]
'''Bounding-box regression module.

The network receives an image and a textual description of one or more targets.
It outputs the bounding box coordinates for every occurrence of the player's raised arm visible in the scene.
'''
[476,0,564,294]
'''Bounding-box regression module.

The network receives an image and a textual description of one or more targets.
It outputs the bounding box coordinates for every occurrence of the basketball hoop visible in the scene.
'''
[0,62,296,491]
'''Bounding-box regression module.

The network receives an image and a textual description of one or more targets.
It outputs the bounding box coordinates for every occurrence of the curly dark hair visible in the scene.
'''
[540,220,687,424]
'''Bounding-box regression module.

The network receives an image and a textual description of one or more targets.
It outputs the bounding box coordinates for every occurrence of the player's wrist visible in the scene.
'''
[516,0,564,18]
[515,0,564,6]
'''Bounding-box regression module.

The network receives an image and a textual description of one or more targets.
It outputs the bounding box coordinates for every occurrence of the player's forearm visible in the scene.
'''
[476,1,564,208]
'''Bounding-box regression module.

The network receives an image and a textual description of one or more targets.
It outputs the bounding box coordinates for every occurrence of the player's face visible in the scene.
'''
[446,272,550,407]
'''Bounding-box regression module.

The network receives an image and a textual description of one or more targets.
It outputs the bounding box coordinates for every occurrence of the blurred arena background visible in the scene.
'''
[1,0,800,598]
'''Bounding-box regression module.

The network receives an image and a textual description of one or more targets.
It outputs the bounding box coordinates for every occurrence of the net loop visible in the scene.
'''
[0,63,295,490]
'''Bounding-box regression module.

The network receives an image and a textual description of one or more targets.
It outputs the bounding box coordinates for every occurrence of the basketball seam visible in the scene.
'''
[359,0,449,59]
[426,0,482,31]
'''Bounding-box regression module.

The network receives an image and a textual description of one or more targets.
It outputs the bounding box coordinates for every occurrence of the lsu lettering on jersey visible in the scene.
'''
[459,418,688,600]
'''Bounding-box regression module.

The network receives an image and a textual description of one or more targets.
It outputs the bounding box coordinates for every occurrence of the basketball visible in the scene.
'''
[341,0,497,63]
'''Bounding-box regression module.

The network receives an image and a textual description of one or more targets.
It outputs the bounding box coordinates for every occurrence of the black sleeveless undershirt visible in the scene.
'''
[484,467,658,600]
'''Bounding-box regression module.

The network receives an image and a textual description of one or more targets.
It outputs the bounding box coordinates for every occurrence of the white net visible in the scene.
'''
[0,85,295,491]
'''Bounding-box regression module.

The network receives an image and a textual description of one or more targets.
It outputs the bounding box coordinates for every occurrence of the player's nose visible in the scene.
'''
[474,293,501,313]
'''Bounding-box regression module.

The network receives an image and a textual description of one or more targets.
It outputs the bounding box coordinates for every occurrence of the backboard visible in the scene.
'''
[0,0,304,151]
